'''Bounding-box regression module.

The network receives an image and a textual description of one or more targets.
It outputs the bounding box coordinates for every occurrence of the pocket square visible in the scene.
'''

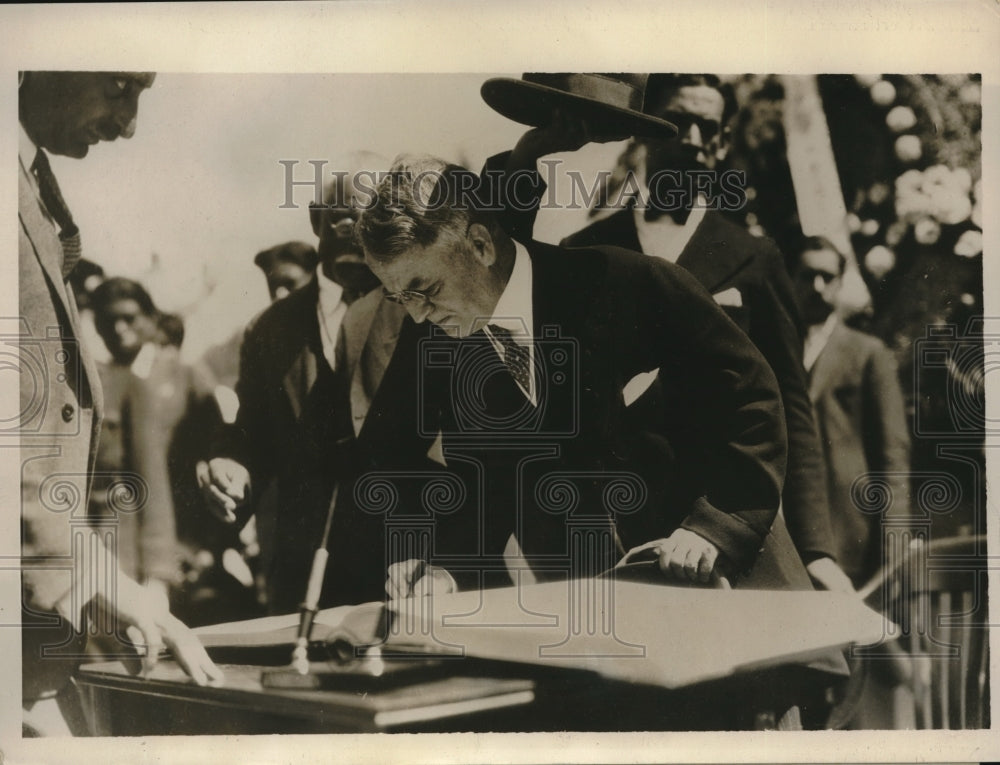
[623,369,659,407]
[714,287,743,307]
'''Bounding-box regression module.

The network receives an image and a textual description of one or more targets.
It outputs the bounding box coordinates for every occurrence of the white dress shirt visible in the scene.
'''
[803,312,839,372]
[315,266,348,371]
[633,193,708,264]
[482,241,536,405]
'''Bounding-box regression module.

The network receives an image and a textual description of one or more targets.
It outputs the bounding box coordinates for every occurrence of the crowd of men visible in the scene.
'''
[18,71,912,734]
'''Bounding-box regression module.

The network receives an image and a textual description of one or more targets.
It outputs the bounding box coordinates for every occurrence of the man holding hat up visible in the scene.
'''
[480,72,853,595]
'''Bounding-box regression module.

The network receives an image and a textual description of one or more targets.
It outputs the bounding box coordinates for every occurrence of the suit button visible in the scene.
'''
[61,404,75,422]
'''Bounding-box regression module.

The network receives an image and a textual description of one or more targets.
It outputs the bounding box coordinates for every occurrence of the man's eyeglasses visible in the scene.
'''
[659,111,722,142]
[382,282,442,307]
[797,267,839,285]
[327,215,357,238]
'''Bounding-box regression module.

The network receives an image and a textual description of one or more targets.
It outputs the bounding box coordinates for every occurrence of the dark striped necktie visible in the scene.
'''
[488,324,532,396]
[32,149,82,279]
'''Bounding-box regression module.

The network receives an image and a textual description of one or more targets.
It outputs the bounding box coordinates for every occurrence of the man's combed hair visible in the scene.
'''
[357,154,497,263]
[90,276,158,318]
[645,73,739,128]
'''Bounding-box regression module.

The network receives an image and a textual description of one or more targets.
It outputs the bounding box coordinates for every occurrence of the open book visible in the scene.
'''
[195,577,890,690]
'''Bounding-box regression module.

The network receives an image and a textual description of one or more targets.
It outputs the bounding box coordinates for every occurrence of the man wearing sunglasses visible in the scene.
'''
[792,236,910,588]
[486,73,853,595]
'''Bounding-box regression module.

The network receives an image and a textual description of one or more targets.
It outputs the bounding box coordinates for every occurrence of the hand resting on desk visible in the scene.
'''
[618,528,727,586]
[386,559,457,599]
[100,574,224,687]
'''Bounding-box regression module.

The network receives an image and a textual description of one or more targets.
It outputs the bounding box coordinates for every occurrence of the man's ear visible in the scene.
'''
[467,223,496,267]
[714,128,732,164]
[309,202,323,238]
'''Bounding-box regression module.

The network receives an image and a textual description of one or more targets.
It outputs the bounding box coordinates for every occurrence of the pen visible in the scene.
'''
[292,483,339,674]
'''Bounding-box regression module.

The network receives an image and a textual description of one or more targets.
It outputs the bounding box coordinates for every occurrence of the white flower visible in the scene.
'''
[886,105,917,132]
[870,80,897,106]
[894,135,922,163]
[895,184,932,221]
[923,165,951,186]
[846,213,862,233]
[860,219,880,237]
[868,182,890,205]
[885,220,908,247]
[952,167,973,194]
[935,193,972,226]
[914,217,941,245]
[895,169,924,194]
[865,246,896,279]
[959,82,981,104]
[854,74,881,88]
[954,230,983,258]
[939,74,969,87]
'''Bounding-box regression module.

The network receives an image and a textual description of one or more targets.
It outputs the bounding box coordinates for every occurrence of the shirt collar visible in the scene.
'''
[315,264,344,312]
[485,240,533,341]
[803,312,840,372]
[19,122,38,164]
[632,194,708,239]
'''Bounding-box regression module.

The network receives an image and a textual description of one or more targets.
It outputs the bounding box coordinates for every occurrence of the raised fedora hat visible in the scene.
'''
[481,73,678,139]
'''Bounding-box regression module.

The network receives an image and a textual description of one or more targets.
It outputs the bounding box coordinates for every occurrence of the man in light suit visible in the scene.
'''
[199,159,435,613]
[18,71,220,735]
[483,73,852,594]
[793,236,911,587]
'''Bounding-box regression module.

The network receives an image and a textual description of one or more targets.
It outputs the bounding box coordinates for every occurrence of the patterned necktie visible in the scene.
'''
[488,324,532,396]
[32,149,82,279]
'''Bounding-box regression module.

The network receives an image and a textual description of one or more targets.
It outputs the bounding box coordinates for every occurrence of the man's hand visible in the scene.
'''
[385,559,457,600]
[100,574,223,687]
[195,457,251,523]
[806,556,856,594]
[619,529,724,585]
[508,107,631,171]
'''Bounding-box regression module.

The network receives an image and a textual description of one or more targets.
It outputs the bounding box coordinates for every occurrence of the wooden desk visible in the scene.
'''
[77,582,887,734]
[76,655,839,734]
[76,659,536,735]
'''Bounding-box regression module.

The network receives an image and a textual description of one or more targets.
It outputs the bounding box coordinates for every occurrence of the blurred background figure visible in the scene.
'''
[792,236,911,588]
[90,278,180,613]
[254,240,318,302]
[90,278,262,627]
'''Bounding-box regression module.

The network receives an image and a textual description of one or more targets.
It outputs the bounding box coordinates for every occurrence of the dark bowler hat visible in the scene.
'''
[480,73,678,139]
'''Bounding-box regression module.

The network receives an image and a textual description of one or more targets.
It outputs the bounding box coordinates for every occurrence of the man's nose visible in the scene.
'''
[114,319,131,335]
[681,121,704,148]
[813,275,828,294]
[117,111,138,139]
[113,95,140,139]
[405,301,433,324]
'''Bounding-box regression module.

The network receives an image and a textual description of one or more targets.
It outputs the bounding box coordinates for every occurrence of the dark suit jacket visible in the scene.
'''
[809,320,910,586]
[19,149,108,700]
[397,240,800,589]
[484,152,836,564]
[561,208,835,562]
[213,279,431,612]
